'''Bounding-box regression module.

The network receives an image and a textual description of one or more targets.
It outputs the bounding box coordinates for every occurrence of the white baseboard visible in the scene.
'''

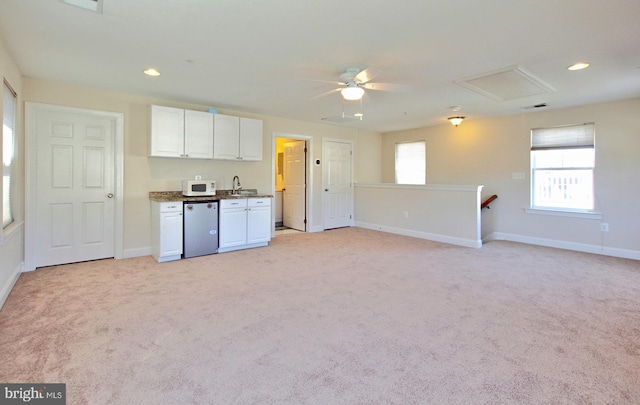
[0,262,23,310]
[356,221,482,248]
[122,246,152,259]
[485,232,640,260]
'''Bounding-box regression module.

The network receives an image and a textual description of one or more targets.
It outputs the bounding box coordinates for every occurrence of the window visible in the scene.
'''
[531,123,595,211]
[3,80,16,229]
[395,141,425,184]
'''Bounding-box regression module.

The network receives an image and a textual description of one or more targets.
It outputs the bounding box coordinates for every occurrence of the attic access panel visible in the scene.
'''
[61,0,103,13]
[455,66,555,101]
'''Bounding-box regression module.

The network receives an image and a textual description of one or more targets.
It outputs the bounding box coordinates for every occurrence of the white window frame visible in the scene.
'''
[528,123,599,218]
[395,140,426,185]
[2,79,16,230]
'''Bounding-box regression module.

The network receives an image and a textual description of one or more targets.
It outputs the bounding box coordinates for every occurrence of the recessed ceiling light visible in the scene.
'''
[143,68,161,77]
[568,62,590,71]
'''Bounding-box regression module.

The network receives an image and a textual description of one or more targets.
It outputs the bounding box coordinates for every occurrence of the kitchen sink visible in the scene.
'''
[218,188,258,197]
[235,190,258,196]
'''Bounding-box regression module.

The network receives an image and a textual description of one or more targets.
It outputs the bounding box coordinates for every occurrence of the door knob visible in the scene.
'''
[325,189,329,192]
[107,193,114,198]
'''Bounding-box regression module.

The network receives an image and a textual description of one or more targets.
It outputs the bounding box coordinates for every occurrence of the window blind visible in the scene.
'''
[531,123,594,150]
[3,80,16,228]
[395,141,426,184]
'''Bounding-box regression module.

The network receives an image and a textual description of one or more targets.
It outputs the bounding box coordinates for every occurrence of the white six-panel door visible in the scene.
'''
[33,106,116,267]
[283,140,306,231]
[322,140,353,230]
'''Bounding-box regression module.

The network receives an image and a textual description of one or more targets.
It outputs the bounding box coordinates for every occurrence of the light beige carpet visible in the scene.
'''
[1,227,639,404]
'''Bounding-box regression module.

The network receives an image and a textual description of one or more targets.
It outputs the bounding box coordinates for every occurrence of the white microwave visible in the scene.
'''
[182,180,216,196]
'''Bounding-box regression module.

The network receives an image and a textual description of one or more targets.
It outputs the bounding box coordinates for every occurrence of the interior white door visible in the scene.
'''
[283,140,306,231]
[323,140,353,230]
[34,107,116,267]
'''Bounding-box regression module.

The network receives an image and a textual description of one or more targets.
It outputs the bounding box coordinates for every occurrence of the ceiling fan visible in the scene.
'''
[315,67,406,101]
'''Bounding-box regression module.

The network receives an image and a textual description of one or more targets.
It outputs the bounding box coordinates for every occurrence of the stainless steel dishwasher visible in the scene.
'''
[183,201,219,258]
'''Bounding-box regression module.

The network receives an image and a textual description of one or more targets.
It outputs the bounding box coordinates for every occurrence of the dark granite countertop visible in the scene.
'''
[149,190,273,202]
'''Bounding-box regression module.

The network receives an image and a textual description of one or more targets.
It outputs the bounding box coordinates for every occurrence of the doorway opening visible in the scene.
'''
[274,134,309,235]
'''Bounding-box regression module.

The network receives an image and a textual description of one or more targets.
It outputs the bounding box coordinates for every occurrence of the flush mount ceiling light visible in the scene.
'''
[143,68,161,77]
[448,116,465,127]
[568,62,590,71]
[340,83,365,101]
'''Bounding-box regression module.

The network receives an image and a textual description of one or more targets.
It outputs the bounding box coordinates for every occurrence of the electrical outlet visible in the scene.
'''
[403,211,409,218]
[601,223,609,232]
[512,172,526,180]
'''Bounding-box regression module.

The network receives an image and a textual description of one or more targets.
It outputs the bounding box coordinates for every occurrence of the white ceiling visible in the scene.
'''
[1,0,639,132]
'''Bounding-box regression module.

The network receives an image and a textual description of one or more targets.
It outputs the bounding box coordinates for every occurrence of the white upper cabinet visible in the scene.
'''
[149,105,184,157]
[213,114,263,161]
[149,105,214,159]
[184,110,214,159]
[212,114,240,160]
[239,117,264,161]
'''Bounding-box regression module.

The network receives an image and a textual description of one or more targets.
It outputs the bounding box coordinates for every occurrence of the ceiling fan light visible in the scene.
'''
[448,116,465,127]
[341,86,365,101]
[568,62,590,71]
[144,68,161,77]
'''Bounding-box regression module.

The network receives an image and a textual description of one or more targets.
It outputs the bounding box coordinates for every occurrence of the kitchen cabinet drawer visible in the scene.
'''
[220,198,248,209]
[159,201,182,212]
[248,197,271,208]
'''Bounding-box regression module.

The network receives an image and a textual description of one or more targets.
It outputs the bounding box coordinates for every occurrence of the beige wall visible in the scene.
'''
[0,35,25,305]
[22,77,382,255]
[355,184,483,247]
[381,98,640,256]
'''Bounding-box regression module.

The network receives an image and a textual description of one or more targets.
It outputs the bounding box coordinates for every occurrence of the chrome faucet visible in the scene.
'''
[232,175,242,195]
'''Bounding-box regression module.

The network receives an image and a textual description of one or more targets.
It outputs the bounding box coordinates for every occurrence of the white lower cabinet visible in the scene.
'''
[247,198,272,244]
[219,199,249,249]
[219,197,271,252]
[151,201,183,262]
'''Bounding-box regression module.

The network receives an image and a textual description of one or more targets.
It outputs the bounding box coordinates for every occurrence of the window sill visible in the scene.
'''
[524,208,602,220]
[1,221,24,246]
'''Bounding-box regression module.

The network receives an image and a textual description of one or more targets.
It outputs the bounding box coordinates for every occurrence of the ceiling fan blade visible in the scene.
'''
[305,79,346,86]
[362,82,410,92]
[321,113,361,123]
[354,67,382,84]
[311,88,342,99]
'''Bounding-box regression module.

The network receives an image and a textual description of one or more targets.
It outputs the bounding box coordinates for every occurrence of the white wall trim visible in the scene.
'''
[524,208,603,220]
[0,262,22,310]
[323,138,356,229]
[0,220,23,247]
[24,102,125,270]
[356,183,483,193]
[122,247,152,259]
[272,132,314,235]
[356,221,482,249]
[484,232,640,260]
